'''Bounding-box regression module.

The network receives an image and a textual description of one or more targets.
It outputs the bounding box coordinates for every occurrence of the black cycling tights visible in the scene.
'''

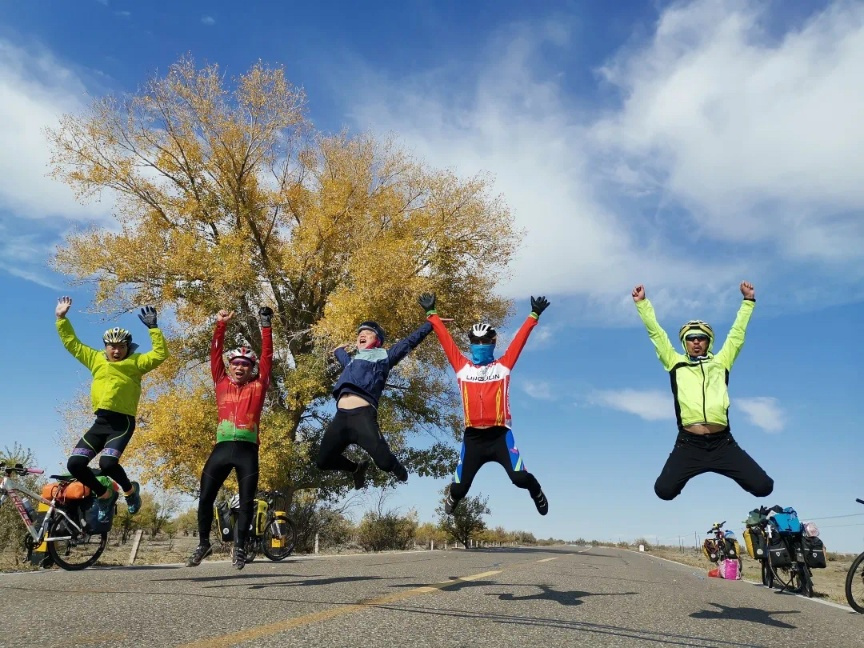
[67,409,135,497]
[197,441,259,546]
[316,406,405,476]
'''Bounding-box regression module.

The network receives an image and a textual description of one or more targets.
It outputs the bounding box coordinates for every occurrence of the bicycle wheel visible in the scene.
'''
[46,514,107,571]
[770,559,804,593]
[262,514,296,561]
[799,564,814,598]
[844,551,864,613]
[761,559,772,587]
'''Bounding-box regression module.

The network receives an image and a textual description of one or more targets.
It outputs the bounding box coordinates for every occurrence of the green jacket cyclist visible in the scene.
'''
[56,296,169,522]
[632,281,773,500]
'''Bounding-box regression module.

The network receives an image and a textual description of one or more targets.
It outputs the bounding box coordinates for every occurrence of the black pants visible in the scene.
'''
[67,409,135,497]
[449,426,542,503]
[316,407,403,475]
[197,441,259,546]
[654,431,774,500]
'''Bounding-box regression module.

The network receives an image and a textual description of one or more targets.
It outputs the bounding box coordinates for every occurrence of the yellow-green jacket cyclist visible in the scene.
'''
[633,281,773,500]
[56,296,169,521]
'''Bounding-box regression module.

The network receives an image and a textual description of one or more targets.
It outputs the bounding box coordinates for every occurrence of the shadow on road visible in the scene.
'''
[369,602,767,647]
[151,573,397,591]
[486,584,638,606]
[690,602,800,629]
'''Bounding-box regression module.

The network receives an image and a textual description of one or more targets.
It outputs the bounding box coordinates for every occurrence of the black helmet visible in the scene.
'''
[468,323,497,344]
[357,321,386,344]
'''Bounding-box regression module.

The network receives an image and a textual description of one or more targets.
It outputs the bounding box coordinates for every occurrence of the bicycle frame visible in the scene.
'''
[0,473,85,543]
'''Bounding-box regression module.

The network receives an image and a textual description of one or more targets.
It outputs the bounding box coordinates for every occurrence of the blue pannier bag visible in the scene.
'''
[770,507,801,534]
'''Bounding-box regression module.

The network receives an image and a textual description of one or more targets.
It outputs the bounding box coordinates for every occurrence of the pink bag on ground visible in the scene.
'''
[720,559,740,580]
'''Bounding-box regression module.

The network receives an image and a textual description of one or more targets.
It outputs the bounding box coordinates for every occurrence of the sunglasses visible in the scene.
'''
[230,359,253,367]
[685,335,709,342]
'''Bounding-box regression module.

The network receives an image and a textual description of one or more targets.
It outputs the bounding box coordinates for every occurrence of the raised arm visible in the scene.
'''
[210,310,233,383]
[257,307,274,386]
[418,293,468,372]
[55,296,99,370]
[134,306,169,373]
[714,282,756,369]
[387,322,433,367]
[633,285,682,371]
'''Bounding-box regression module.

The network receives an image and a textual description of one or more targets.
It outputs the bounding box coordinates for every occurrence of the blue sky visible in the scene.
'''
[2,0,863,552]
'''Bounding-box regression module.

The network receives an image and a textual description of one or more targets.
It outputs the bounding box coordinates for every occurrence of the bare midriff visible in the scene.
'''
[337,393,372,410]
[683,422,727,435]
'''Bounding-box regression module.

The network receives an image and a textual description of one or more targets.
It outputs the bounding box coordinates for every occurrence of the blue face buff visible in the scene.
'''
[470,343,496,365]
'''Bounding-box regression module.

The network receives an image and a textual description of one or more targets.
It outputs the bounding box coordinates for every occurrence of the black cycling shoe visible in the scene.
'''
[444,493,457,515]
[393,463,409,483]
[353,459,370,490]
[232,546,246,570]
[187,544,212,567]
[532,489,549,516]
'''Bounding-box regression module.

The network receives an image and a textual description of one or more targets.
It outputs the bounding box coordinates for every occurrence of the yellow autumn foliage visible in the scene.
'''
[47,57,521,498]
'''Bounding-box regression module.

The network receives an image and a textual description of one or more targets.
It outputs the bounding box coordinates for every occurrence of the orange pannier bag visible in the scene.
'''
[41,481,91,503]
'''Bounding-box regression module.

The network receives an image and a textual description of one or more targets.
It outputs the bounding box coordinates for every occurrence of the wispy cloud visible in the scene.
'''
[736,396,785,433]
[587,389,672,422]
[344,0,864,318]
[202,16,216,26]
[114,10,131,18]
[522,380,555,401]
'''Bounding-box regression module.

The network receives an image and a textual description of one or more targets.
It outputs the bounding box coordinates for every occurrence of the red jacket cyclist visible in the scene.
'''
[188,306,273,570]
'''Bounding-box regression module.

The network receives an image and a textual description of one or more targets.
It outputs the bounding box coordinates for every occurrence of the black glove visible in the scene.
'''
[530,296,550,316]
[138,306,158,329]
[418,292,437,314]
[259,306,274,328]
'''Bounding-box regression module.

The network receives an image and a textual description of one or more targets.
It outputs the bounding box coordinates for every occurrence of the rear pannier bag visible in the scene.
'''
[702,539,720,563]
[767,537,791,567]
[802,536,827,569]
[743,527,766,560]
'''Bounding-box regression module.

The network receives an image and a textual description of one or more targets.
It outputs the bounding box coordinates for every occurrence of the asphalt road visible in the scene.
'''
[0,545,859,647]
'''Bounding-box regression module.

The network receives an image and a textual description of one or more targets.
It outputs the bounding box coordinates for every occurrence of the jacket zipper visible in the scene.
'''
[699,361,707,422]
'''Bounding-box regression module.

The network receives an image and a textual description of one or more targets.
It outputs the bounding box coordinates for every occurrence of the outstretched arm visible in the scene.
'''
[387,322,433,367]
[135,306,169,372]
[257,307,274,386]
[633,285,682,370]
[210,310,233,383]
[714,282,756,369]
[498,296,548,369]
[55,296,99,370]
[418,293,468,372]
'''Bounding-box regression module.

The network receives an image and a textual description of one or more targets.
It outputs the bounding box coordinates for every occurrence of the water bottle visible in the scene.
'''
[22,498,37,524]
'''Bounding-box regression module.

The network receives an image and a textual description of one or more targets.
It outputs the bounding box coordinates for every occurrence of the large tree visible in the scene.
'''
[46,57,521,500]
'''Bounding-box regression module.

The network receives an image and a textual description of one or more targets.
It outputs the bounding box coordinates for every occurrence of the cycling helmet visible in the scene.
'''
[678,320,714,348]
[468,323,497,344]
[103,327,132,345]
[227,346,258,365]
[357,321,386,345]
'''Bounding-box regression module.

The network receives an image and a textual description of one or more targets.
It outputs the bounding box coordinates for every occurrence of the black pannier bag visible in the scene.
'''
[802,536,827,569]
[767,536,791,567]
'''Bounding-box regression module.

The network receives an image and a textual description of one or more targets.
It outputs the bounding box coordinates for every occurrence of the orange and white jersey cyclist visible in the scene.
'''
[420,292,550,517]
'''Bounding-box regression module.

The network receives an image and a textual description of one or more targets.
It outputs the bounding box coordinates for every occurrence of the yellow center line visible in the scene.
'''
[179,569,505,648]
[536,557,559,563]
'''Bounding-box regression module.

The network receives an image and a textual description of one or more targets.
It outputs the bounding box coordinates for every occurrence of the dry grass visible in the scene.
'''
[645,545,859,607]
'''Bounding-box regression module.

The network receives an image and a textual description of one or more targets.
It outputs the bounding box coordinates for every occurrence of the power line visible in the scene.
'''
[804,513,864,521]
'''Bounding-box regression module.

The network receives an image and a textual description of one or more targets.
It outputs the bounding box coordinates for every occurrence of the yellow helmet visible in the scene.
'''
[678,320,713,350]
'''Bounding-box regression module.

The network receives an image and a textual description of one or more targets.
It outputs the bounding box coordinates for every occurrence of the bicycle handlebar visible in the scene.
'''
[0,462,43,476]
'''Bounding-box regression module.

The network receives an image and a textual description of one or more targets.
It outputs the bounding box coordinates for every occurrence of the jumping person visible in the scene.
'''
[632,282,774,500]
[419,292,550,516]
[316,319,433,489]
[56,296,168,522]
[187,306,273,570]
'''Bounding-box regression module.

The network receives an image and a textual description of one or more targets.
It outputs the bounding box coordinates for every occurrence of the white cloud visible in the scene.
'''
[0,39,113,284]
[522,380,555,401]
[588,388,672,422]
[342,0,864,319]
[202,16,216,26]
[594,0,864,262]
[735,396,785,433]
